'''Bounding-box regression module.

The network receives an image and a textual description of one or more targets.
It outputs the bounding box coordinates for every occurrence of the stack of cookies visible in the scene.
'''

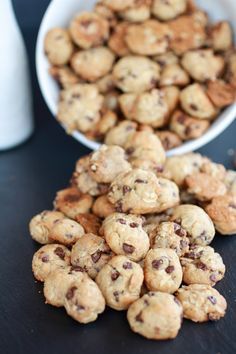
[44,0,236,150]
[30,140,236,340]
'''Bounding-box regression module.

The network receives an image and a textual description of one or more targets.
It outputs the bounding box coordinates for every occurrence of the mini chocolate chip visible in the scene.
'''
[129,222,139,228]
[209,274,217,283]
[123,261,133,269]
[76,304,85,311]
[229,203,236,209]
[190,103,198,111]
[81,20,92,28]
[207,296,217,305]
[135,179,148,184]
[111,270,120,281]
[69,266,84,273]
[41,255,49,263]
[174,218,181,225]
[150,77,157,87]
[144,299,149,305]
[196,262,207,270]
[91,250,102,263]
[135,312,143,323]
[152,259,163,269]
[54,247,65,260]
[115,201,123,213]
[176,114,186,124]
[126,147,134,155]
[174,223,186,237]
[66,286,77,300]
[148,292,155,297]
[123,185,131,194]
[72,93,80,99]
[165,265,175,274]
[117,218,126,225]
[113,291,119,302]
[123,243,135,254]
[155,165,164,173]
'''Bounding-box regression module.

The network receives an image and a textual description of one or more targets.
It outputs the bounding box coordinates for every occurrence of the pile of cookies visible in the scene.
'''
[44,0,236,150]
[30,140,236,340]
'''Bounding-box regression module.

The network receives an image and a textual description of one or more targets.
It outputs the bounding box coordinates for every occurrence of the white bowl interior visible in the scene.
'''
[36,0,236,155]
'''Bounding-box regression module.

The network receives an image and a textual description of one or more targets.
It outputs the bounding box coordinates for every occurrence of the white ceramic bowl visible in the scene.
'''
[36,0,236,155]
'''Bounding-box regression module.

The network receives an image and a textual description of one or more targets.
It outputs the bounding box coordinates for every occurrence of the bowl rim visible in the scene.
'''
[35,0,236,156]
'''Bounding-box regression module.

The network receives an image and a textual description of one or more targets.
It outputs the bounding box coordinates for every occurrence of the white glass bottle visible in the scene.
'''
[0,0,34,150]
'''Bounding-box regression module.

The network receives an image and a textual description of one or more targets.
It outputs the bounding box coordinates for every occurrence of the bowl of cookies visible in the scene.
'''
[36,0,236,155]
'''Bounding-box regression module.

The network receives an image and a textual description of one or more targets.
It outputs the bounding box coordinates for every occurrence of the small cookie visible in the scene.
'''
[206,80,235,108]
[71,47,115,82]
[153,51,179,68]
[170,110,210,140]
[96,255,144,310]
[32,244,71,282]
[92,195,116,219]
[44,28,73,65]
[127,291,183,340]
[185,172,227,201]
[88,145,131,183]
[86,110,117,141]
[144,248,182,293]
[119,2,151,22]
[101,0,137,11]
[54,187,93,219]
[181,245,225,286]
[75,213,101,234]
[108,22,130,56]
[108,169,179,214]
[156,131,182,151]
[102,213,150,261]
[150,221,189,257]
[180,83,216,120]
[69,11,109,49]
[210,21,233,52]
[71,233,113,279]
[104,120,137,147]
[57,84,103,133]
[125,20,171,56]
[160,64,190,87]
[171,204,215,245]
[181,50,224,82]
[49,66,80,89]
[50,218,85,246]
[152,0,187,21]
[95,74,115,94]
[64,277,105,323]
[205,195,236,235]
[113,56,160,93]
[29,210,65,244]
[176,284,227,322]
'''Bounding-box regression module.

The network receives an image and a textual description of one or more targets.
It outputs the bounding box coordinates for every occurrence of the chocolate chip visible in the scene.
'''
[190,103,198,111]
[135,312,143,323]
[115,201,123,213]
[176,114,186,124]
[72,93,80,99]
[54,247,65,260]
[144,299,149,305]
[155,165,164,173]
[123,261,133,270]
[81,20,92,28]
[129,222,139,228]
[180,240,188,249]
[209,274,217,283]
[122,243,135,254]
[111,270,120,281]
[113,291,119,302]
[152,259,163,269]
[174,223,186,237]
[76,304,85,312]
[41,255,49,263]
[207,296,217,305]
[117,218,126,225]
[91,250,102,263]
[66,286,77,300]
[126,147,134,155]
[135,179,148,184]
[196,262,207,270]
[165,265,175,274]
[123,185,131,194]
[69,266,84,273]
[229,203,236,209]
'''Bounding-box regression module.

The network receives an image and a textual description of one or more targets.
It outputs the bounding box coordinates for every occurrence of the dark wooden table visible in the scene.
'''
[0,1,236,353]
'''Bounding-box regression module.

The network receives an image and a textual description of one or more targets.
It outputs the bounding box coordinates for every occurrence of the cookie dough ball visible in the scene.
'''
[181,245,225,286]
[105,120,137,147]
[101,0,137,11]
[96,255,144,310]
[150,221,189,257]
[108,22,130,57]
[75,213,101,235]
[32,244,71,282]
[152,0,187,21]
[205,195,236,235]
[50,218,85,246]
[171,204,215,245]
[125,20,171,56]
[181,50,224,82]
[163,153,204,186]
[88,145,131,184]
[206,80,236,109]
[160,64,190,87]
[54,187,93,219]
[108,169,179,214]
[127,291,183,340]
[92,195,116,219]
[210,21,233,52]
[71,233,113,279]
[49,65,80,89]
[102,213,150,261]
[156,131,182,151]
[180,84,216,120]
[144,248,182,293]
[64,277,105,323]
[57,84,104,133]
[29,210,65,244]
[169,15,206,55]
[113,56,160,93]
[176,284,227,322]
[185,172,227,201]
[69,12,109,49]
[170,110,210,141]
[44,28,73,65]
[43,266,86,307]
[71,47,115,82]
[119,2,151,22]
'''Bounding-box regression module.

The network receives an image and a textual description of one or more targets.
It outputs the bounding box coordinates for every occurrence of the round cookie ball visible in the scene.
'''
[105,120,137,148]
[152,0,187,21]
[44,28,73,65]
[50,218,85,246]
[127,291,183,340]
[96,255,144,310]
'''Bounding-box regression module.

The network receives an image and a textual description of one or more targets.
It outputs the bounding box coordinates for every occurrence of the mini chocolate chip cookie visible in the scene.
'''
[108,22,131,57]
[156,130,182,151]
[50,218,85,246]
[160,64,190,87]
[119,1,151,23]
[44,28,74,65]
[49,65,80,89]
[152,0,187,21]
[104,120,137,147]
